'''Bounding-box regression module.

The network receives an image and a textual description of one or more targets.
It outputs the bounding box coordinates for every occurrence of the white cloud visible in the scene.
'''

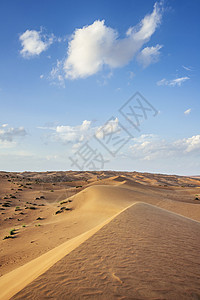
[156,78,166,86]
[137,44,163,67]
[49,59,65,87]
[19,29,54,58]
[178,135,200,153]
[182,65,193,71]
[95,118,119,139]
[40,74,44,79]
[129,134,200,160]
[0,125,27,142]
[169,77,190,87]
[0,124,27,148]
[157,76,190,87]
[40,118,121,147]
[41,120,94,144]
[64,2,163,79]
[184,108,191,115]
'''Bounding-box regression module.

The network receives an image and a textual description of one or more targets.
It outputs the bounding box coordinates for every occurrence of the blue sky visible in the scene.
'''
[0,0,199,175]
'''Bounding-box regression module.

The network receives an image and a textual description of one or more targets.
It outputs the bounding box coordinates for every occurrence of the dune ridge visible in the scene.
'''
[0,171,200,299]
[13,203,200,300]
[0,201,136,300]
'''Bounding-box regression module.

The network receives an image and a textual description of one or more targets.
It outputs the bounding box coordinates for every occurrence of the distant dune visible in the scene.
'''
[0,171,200,299]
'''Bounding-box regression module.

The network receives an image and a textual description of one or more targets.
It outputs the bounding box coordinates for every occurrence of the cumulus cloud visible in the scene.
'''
[157,76,190,87]
[137,44,163,67]
[55,120,92,143]
[129,134,200,160]
[19,29,54,58]
[0,125,27,142]
[40,118,122,148]
[184,108,191,115]
[176,135,200,153]
[40,120,94,145]
[0,124,27,148]
[95,118,119,139]
[64,2,163,79]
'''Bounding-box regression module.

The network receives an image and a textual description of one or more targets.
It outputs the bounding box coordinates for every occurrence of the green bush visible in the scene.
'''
[10,229,16,235]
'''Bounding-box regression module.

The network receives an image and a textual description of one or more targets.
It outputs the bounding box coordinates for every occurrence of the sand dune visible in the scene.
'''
[0,203,135,300]
[12,203,200,300]
[0,171,200,299]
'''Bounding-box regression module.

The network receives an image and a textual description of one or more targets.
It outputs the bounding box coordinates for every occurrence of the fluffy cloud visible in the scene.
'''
[56,120,91,142]
[40,120,94,144]
[129,134,200,160]
[95,118,119,139]
[19,29,54,58]
[0,124,27,142]
[184,108,191,115]
[40,118,121,147]
[177,135,200,153]
[157,76,190,87]
[137,44,163,67]
[0,124,27,148]
[64,2,163,79]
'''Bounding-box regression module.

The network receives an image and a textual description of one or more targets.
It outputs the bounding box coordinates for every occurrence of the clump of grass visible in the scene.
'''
[35,224,41,227]
[22,224,26,227]
[3,235,14,240]
[55,207,72,215]
[60,200,68,205]
[76,185,82,188]
[15,206,21,211]
[50,190,54,192]
[10,229,16,235]
[2,203,10,207]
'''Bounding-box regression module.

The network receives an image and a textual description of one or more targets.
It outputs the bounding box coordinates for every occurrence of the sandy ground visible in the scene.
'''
[12,203,200,300]
[0,171,200,299]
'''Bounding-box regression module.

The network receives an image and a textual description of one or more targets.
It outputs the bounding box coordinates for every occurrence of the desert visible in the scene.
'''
[0,171,200,299]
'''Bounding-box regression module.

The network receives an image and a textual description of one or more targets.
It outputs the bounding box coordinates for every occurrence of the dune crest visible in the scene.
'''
[13,203,200,300]
[0,200,135,300]
[0,171,200,299]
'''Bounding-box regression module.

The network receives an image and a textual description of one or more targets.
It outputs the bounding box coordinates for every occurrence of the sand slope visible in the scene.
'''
[12,203,200,300]
[0,184,137,299]
[0,171,200,299]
